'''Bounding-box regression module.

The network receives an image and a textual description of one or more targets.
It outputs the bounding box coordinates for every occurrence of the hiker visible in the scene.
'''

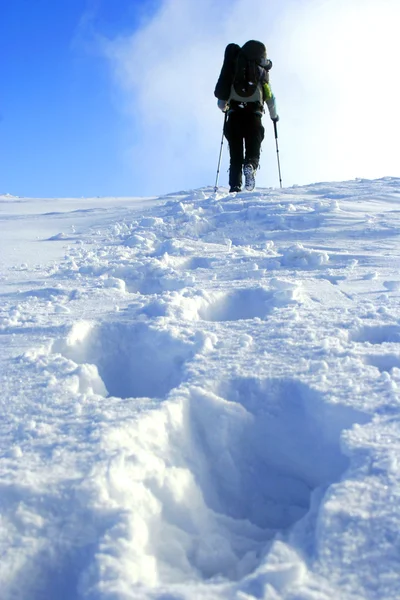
[214,40,279,193]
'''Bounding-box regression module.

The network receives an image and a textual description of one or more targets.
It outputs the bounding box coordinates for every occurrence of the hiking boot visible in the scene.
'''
[229,185,241,193]
[243,163,256,191]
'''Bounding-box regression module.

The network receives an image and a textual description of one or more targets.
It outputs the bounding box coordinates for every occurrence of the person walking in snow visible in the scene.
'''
[214,40,279,193]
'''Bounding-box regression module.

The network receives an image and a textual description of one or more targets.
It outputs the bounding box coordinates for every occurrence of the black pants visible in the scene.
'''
[224,109,265,189]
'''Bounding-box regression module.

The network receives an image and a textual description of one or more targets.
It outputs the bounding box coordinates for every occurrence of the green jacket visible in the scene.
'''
[262,82,278,119]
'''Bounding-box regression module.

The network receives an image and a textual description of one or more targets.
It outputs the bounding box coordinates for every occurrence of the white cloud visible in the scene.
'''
[102,0,400,194]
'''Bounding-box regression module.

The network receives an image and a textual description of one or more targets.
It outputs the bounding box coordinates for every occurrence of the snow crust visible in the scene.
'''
[1,178,400,599]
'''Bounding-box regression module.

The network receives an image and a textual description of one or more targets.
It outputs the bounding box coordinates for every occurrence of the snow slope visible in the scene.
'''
[1,178,400,600]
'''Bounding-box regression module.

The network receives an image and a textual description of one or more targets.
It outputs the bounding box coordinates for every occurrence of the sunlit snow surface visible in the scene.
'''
[1,179,400,599]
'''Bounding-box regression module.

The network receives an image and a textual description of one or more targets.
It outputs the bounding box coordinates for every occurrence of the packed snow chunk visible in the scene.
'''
[72,363,108,396]
[239,540,306,597]
[139,216,164,228]
[153,238,188,257]
[281,243,330,268]
[183,256,215,270]
[313,199,341,213]
[54,320,94,364]
[124,233,155,251]
[351,324,400,345]
[100,275,126,292]
[54,321,194,399]
[118,261,189,295]
[198,286,297,323]
[269,278,304,304]
[201,377,369,530]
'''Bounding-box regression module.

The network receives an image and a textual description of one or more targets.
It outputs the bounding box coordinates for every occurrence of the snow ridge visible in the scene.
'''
[1,178,400,599]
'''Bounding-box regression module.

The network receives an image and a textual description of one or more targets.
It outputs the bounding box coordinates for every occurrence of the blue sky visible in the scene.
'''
[1,0,160,197]
[1,0,399,198]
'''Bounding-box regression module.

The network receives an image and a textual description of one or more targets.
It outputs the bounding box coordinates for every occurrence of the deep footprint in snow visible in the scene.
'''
[363,353,400,372]
[54,321,194,399]
[351,324,400,344]
[103,377,370,585]
[199,287,275,322]
[191,377,369,532]
[198,284,300,322]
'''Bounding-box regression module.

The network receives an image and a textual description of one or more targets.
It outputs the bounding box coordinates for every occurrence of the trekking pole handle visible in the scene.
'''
[273,119,278,140]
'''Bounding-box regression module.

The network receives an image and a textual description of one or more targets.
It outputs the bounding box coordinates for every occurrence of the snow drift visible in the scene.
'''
[1,178,400,599]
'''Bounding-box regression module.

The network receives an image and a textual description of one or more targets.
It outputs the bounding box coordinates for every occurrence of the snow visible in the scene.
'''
[1,178,400,599]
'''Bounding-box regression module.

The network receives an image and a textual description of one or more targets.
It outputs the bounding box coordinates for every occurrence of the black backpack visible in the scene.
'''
[214,40,273,104]
[230,40,272,104]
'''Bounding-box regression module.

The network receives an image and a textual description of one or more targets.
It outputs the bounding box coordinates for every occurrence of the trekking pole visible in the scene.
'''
[273,120,283,188]
[214,111,228,192]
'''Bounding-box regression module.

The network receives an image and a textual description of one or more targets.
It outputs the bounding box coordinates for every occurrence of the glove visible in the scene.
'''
[272,115,279,123]
[217,99,228,112]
